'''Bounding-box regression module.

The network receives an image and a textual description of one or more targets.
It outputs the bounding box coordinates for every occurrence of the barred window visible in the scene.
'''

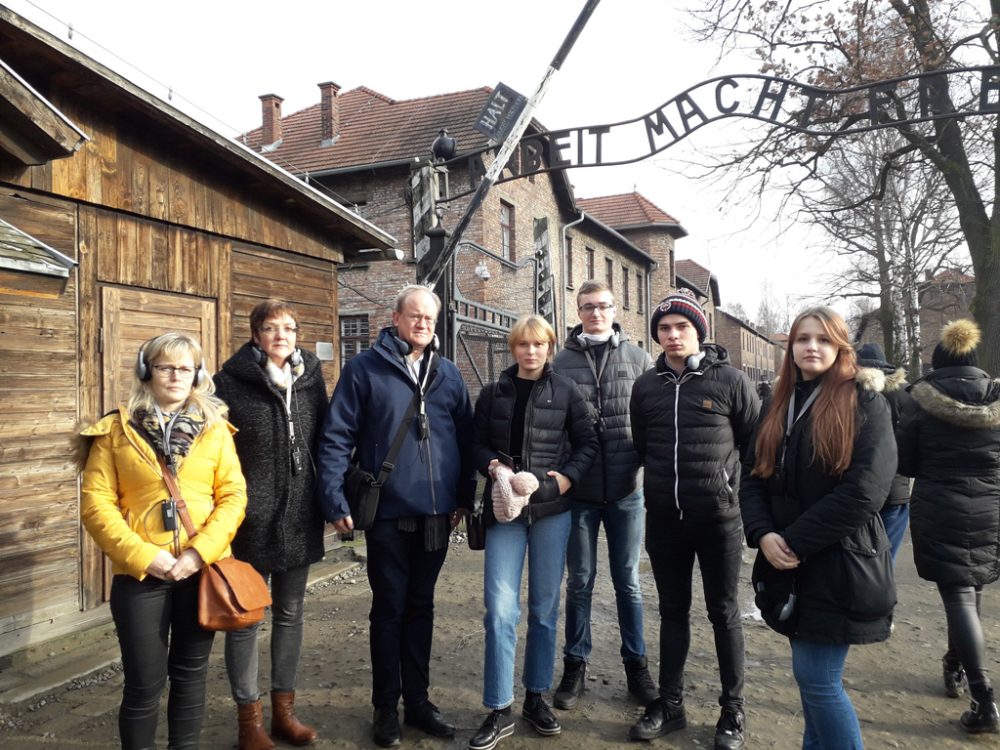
[340,315,370,364]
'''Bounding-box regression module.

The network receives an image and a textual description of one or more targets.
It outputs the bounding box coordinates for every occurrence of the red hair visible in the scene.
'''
[752,307,858,478]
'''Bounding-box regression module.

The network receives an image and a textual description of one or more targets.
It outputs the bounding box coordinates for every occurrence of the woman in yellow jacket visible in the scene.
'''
[78,332,247,750]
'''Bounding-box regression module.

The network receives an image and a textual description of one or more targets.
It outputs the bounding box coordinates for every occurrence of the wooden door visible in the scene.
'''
[86,286,216,602]
[101,287,217,414]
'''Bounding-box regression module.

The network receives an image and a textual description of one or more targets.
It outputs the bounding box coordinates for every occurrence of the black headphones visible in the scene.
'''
[136,339,208,387]
[251,344,303,368]
[390,328,439,356]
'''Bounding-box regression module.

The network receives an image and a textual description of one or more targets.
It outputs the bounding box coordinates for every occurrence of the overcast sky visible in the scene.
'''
[6,0,836,318]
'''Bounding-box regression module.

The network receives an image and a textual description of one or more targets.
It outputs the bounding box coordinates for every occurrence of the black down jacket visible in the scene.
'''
[214,343,329,572]
[896,366,1000,587]
[552,323,652,504]
[856,366,913,507]
[630,344,759,521]
[740,376,898,645]
[472,363,599,525]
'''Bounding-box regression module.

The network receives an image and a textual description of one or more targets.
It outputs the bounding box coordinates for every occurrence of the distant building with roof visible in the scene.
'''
[674,258,721,342]
[715,309,778,384]
[241,83,688,386]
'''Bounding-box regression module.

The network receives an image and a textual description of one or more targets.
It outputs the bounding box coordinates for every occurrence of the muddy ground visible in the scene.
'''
[1,529,998,749]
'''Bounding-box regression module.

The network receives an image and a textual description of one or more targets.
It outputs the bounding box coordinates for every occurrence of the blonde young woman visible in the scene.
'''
[77,332,247,750]
[739,307,896,750]
[469,314,598,750]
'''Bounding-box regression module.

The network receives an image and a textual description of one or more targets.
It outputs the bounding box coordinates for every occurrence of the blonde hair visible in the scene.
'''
[128,332,228,427]
[508,314,556,360]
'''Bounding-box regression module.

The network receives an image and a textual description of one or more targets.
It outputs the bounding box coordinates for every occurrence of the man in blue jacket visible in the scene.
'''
[318,285,475,748]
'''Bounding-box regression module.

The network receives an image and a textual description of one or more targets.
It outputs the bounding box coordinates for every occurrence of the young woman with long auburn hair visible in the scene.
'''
[739,307,897,750]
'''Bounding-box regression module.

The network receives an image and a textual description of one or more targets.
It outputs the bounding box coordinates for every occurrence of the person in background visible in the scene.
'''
[855,343,912,563]
[317,285,475,748]
[76,332,247,750]
[468,314,598,750]
[628,290,759,750]
[741,307,897,750]
[550,280,656,710]
[896,319,1000,734]
[214,300,329,750]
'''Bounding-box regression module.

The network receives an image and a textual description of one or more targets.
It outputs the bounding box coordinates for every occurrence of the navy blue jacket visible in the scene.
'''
[317,327,475,521]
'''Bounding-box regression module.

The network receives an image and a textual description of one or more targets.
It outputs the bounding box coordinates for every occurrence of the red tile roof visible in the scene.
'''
[576,192,682,229]
[241,86,496,173]
[931,269,974,284]
[675,258,713,296]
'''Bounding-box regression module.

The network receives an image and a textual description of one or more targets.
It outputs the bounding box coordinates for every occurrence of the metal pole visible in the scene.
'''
[419,0,602,288]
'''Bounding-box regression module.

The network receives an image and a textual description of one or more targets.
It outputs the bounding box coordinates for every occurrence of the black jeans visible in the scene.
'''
[110,574,215,750]
[645,512,745,710]
[365,518,448,709]
[939,583,991,694]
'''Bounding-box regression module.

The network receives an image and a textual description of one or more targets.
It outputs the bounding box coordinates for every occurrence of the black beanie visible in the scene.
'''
[931,319,980,370]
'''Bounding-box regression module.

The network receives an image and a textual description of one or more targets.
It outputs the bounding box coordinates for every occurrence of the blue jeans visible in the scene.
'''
[225,564,311,704]
[564,490,646,661]
[879,504,909,563]
[791,639,864,750]
[483,511,571,709]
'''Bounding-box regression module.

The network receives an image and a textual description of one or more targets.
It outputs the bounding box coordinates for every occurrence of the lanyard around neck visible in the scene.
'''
[782,384,821,466]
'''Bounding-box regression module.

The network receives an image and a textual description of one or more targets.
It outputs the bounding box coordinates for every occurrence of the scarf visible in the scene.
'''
[132,408,205,473]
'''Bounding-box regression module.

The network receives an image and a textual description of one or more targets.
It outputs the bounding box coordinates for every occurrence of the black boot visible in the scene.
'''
[628,697,686,741]
[553,656,586,710]
[960,686,1000,734]
[943,653,966,699]
[624,657,659,705]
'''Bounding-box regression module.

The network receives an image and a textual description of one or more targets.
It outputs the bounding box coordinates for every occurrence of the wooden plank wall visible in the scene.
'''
[229,245,338,389]
[14,94,344,264]
[0,190,81,639]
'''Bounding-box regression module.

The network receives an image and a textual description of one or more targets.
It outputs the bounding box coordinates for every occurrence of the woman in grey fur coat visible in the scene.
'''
[897,319,1000,735]
[213,300,329,750]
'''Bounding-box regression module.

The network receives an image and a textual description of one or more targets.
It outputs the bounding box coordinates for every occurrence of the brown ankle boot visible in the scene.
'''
[237,700,275,750]
[272,690,318,746]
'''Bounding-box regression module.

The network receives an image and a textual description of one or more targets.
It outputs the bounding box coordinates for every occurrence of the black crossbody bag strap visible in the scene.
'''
[375,390,421,485]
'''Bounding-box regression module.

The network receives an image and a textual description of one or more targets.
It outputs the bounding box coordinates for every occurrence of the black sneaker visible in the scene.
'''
[468,709,515,750]
[714,707,746,750]
[628,698,686,741]
[522,696,562,736]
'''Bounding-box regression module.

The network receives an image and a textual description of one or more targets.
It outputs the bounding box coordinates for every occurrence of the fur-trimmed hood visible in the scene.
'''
[910,370,1000,429]
[856,366,907,394]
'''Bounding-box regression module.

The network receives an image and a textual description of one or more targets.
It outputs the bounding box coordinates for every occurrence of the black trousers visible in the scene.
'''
[365,518,448,710]
[645,512,746,710]
[110,574,215,750]
[939,583,991,695]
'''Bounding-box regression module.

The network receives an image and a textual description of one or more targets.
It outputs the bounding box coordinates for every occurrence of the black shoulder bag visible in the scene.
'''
[343,390,420,531]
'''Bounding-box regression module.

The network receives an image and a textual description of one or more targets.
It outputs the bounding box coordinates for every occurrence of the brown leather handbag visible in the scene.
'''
[159,457,272,631]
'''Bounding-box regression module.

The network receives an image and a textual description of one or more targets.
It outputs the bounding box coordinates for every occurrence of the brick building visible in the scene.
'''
[674,258,721,342]
[241,83,688,390]
[716,309,778,384]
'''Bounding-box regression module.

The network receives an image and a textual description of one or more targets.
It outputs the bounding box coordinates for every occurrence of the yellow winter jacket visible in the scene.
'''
[80,407,248,580]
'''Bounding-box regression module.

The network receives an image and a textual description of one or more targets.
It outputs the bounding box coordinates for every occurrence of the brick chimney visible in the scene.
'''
[318,81,341,146]
[259,93,284,147]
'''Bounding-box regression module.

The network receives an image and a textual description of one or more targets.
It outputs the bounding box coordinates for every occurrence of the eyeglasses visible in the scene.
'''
[579,303,615,314]
[152,365,196,378]
[259,325,298,336]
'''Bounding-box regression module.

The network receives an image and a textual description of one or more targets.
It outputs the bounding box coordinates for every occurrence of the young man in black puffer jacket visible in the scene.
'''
[628,290,759,750]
